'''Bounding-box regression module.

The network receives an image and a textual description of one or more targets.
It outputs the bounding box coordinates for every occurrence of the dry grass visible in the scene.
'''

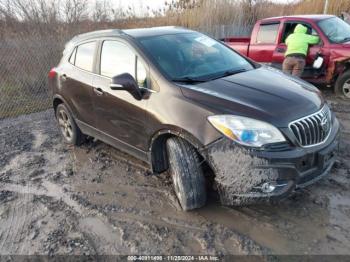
[1,0,350,118]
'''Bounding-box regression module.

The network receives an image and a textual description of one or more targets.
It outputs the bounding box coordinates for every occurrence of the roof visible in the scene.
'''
[261,14,335,22]
[70,26,194,44]
[123,26,194,38]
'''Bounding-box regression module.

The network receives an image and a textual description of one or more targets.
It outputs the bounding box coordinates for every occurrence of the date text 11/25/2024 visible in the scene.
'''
[127,255,220,261]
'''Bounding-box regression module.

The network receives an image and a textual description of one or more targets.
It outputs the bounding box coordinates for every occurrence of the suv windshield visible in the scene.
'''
[318,17,350,43]
[139,32,254,82]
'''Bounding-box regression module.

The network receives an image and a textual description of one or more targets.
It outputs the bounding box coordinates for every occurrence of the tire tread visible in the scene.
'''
[166,137,206,211]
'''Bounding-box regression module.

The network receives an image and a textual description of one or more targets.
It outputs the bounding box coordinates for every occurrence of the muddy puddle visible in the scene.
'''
[0,94,349,255]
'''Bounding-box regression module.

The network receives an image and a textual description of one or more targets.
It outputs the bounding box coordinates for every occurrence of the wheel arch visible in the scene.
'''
[149,127,206,174]
[53,95,75,118]
[328,57,350,85]
[334,64,350,97]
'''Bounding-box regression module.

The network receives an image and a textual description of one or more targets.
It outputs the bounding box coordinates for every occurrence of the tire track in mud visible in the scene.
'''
[0,130,42,254]
[0,123,72,254]
[0,98,350,255]
[0,152,29,253]
[0,190,30,254]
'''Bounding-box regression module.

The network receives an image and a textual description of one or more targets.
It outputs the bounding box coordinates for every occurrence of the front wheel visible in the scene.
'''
[335,70,350,98]
[166,137,207,211]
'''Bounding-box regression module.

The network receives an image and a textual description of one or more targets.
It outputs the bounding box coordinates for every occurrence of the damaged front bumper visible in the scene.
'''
[201,118,340,206]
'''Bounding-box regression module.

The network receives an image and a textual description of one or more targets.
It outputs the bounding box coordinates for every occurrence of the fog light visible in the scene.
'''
[261,182,276,193]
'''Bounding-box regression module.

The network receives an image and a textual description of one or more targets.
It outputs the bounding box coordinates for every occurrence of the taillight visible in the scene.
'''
[48,68,57,79]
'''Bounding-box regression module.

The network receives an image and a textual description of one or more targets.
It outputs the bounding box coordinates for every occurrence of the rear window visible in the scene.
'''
[74,42,96,72]
[256,23,280,44]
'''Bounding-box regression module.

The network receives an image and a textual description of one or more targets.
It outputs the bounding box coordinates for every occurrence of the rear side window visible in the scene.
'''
[74,42,96,72]
[69,47,77,64]
[256,23,280,44]
[100,41,135,78]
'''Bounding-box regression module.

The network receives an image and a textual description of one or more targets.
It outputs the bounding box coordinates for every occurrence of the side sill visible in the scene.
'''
[76,119,151,165]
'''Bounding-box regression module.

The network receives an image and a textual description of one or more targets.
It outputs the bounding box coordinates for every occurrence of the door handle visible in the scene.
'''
[93,87,104,96]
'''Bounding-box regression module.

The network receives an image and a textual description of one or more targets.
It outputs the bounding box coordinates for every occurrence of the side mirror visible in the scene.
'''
[110,73,142,100]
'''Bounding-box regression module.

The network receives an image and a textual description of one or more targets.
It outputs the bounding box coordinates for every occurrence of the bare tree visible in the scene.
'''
[92,0,112,22]
[63,0,88,23]
[0,0,60,24]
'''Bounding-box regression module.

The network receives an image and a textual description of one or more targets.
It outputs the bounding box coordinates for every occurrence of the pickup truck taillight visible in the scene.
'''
[48,68,57,79]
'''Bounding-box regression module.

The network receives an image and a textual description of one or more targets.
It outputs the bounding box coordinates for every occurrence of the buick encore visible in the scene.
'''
[49,27,339,210]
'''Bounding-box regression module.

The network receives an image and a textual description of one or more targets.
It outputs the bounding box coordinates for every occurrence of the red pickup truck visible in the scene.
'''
[223,15,350,98]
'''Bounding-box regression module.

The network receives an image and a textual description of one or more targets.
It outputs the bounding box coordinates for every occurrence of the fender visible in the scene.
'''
[149,126,205,151]
[326,56,350,84]
[148,126,206,174]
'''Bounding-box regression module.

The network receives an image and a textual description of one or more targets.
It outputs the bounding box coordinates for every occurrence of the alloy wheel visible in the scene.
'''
[58,109,73,140]
[343,80,350,98]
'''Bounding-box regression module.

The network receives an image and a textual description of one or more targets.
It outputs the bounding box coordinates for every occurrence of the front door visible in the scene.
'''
[92,39,149,155]
[271,21,324,78]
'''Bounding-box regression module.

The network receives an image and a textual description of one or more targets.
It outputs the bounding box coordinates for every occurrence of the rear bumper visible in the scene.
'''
[202,117,340,206]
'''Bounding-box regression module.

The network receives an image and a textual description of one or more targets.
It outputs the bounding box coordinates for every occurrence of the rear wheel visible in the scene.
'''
[335,70,350,98]
[166,137,207,211]
[56,104,85,145]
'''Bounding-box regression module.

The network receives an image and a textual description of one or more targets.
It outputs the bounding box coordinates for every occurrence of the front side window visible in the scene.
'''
[100,40,147,88]
[256,23,280,44]
[281,23,319,43]
[139,32,254,81]
[74,42,96,72]
[318,17,350,43]
[100,41,135,78]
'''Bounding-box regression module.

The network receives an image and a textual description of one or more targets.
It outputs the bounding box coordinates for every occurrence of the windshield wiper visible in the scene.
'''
[171,77,207,83]
[208,68,248,81]
[172,69,248,83]
[340,36,350,43]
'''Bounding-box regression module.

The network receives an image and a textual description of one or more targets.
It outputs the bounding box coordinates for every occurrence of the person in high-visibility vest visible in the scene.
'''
[282,24,319,77]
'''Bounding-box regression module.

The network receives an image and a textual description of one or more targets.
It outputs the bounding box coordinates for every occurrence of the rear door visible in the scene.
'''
[92,39,149,155]
[61,41,97,127]
[248,22,281,63]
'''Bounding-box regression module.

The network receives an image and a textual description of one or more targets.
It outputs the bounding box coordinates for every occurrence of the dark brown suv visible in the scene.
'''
[49,27,339,210]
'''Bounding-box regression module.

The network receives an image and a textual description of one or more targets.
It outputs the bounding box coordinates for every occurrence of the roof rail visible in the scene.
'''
[70,29,124,43]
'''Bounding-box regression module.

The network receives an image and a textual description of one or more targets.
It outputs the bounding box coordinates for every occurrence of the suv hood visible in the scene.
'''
[180,67,324,127]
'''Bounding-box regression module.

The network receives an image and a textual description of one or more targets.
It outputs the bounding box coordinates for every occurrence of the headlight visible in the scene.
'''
[208,115,285,147]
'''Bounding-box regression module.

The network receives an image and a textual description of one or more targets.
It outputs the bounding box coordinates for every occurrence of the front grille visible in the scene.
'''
[289,105,332,147]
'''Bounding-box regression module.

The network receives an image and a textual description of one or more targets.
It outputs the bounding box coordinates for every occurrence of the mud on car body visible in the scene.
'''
[49,27,339,210]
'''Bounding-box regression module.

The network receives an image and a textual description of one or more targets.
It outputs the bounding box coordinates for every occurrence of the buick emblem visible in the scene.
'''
[320,115,330,133]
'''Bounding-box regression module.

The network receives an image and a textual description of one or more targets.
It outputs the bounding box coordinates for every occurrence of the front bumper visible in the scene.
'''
[202,117,340,206]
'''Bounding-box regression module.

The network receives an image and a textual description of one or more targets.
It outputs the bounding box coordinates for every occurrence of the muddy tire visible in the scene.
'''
[56,104,84,145]
[166,137,207,211]
[335,70,350,99]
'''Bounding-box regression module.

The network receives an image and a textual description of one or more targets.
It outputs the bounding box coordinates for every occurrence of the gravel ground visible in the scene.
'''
[0,92,349,257]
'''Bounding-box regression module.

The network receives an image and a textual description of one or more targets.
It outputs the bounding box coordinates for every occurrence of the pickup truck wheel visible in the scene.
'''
[56,104,85,145]
[166,137,207,211]
[335,71,350,98]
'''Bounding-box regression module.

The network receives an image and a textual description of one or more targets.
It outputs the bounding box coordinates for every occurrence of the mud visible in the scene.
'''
[206,140,279,205]
[0,93,350,256]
